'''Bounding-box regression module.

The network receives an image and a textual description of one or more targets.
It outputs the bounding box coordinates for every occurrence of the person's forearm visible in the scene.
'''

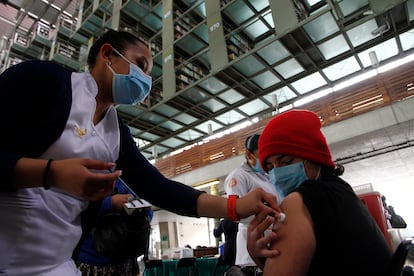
[196,193,228,218]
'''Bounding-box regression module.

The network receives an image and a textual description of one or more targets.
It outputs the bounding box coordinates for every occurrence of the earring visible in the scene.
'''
[108,61,112,66]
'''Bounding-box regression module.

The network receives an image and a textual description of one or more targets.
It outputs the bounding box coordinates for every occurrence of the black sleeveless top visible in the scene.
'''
[296,175,391,276]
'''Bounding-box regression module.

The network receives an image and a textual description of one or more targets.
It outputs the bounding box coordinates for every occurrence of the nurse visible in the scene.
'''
[0,30,279,275]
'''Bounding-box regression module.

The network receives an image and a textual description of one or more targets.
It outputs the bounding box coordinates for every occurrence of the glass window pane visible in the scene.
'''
[218,89,245,104]
[263,87,296,106]
[290,72,327,94]
[347,19,378,47]
[303,12,339,42]
[322,56,361,81]
[223,1,255,25]
[306,0,324,6]
[251,71,280,89]
[176,129,204,141]
[409,0,414,21]
[358,38,398,68]
[271,86,297,104]
[195,120,223,134]
[180,88,209,103]
[174,113,198,125]
[176,34,206,54]
[161,137,186,148]
[248,0,270,12]
[192,24,209,43]
[153,104,179,117]
[117,105,143,117]
[233,55,265,77]
[201,98,226,113]
[198,77,228,94]
[336,0,369,17]
[244,19,270,40]
[159,120,184,131]
[274,58,304,79]
[263,11,275,28]
[215,110,245,125]
[238,98,269,116]
[257,40,290,65]
[139,112,164,124]
[318,35,350,60]
[400,29,414,51]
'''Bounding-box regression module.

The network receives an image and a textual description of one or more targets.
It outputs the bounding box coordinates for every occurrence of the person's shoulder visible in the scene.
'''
[14,59,65,69]
[4,60,71,77]
[280,192,305,210]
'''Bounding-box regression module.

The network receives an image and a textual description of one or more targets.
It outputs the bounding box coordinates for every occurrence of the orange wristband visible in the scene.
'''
[227,195,240,221]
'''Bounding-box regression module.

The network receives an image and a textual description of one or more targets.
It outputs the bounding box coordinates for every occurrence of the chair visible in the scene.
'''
[143,259,163,276]
[358,192,392,248]
[386,238,414,276]
[174,257,197,276]
[212,256,232,276]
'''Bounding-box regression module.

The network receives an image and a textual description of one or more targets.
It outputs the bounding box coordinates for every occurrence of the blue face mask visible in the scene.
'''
[268,168,284,200]
[270,162,308,198]
[251,157,265,175]
[107,48,152,105]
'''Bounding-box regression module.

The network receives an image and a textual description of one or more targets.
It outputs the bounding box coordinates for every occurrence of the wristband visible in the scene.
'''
[43,159,53,190]
[227,195,240,221]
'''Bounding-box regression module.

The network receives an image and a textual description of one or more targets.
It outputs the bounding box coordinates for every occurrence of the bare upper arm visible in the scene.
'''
[263,192,316,276]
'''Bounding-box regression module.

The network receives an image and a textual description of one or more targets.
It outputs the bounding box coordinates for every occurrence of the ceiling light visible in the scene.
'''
[193,179,220,190]
[369,51,379,67]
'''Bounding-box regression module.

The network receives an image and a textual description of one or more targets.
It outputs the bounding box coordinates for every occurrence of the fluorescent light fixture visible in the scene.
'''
[369,51,379,67]
[193,179,220,190]
[333,70,377,92]
[378,52,414,74]
[294,87,333,107]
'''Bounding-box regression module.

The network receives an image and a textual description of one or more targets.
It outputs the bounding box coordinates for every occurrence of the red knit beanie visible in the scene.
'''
[259,109,335,171]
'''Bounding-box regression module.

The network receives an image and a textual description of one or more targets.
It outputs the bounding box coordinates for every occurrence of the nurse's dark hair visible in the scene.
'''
[87,29,148,68]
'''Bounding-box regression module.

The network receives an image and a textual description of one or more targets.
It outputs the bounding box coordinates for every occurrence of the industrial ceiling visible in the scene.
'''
[0,0,413,161]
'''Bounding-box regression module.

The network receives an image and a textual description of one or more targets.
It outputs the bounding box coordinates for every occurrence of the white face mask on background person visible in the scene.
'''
[107,48,152,105]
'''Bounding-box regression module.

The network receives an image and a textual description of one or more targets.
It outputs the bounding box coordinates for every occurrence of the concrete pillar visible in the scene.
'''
[205,0,228,72]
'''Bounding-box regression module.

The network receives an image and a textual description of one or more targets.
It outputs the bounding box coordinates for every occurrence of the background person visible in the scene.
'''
[246,109,392,276]
[0,30,279,275]
[382,195,407,229]
[75,178,153,276]
[225,134,282,275]
[213,219,238,265]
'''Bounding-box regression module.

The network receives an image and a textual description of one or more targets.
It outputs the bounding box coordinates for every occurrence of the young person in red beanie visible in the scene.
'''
[246,109,392,276]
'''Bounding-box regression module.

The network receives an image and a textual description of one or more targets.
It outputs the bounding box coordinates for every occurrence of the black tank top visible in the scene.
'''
[296,175,391,275]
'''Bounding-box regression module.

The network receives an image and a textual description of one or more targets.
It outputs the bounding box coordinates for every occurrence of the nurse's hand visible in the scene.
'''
[48,158,121,201]
[236,188,281,219]
[247,208,280,269]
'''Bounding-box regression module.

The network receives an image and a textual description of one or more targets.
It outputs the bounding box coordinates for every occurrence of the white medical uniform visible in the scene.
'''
[0,72,119,275]
[225,163,282,267]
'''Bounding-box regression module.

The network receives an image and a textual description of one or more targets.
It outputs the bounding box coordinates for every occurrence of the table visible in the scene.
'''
[143,257,226,276]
